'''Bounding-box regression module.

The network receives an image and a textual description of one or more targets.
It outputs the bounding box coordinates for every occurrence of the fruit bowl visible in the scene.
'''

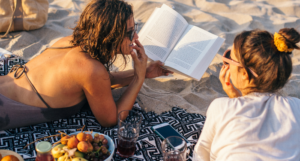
[70,132,115,161]
[53,131,115,161]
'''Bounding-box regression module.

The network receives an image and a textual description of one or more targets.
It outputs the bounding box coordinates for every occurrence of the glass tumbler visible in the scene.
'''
[117,110,142,158]
[162,136,187,161]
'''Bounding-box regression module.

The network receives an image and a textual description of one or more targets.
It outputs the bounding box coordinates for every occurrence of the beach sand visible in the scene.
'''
[1,0,300,116]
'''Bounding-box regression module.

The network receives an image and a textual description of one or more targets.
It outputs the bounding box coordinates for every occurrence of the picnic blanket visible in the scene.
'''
[1,0,300,116]
[0,103,206,161]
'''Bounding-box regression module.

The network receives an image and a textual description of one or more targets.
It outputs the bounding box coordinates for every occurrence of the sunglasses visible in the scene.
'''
[222,49,258,77]
[126,23,138,41]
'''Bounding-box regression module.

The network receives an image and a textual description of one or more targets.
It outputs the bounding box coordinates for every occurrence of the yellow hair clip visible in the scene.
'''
[274,32,294,52]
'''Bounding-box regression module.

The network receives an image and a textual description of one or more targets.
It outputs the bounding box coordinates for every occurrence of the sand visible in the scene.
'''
[1,0,300,116]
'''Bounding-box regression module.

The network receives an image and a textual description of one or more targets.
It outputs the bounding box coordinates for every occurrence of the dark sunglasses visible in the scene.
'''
[126,23,138,41]
[222,49,258,77]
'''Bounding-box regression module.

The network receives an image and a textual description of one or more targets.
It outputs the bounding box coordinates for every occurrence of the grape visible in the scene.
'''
[98,151,103,157]
[94,145,100,151]
[94,133,100,138]
[103,144,109,149]
[90,152,96,158]
[104,154,110,159]
[100,155,106,160]
[92,158,99,161]
[99,135,105,141]
[85,155,90,160]
[94,137,100,143]
[102,138,108,145]
[101,146,108,154]
[93,142,98,147]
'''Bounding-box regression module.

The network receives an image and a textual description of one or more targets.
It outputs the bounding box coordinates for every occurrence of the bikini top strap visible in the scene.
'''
[46,46,74,49]
[9,65,51,108]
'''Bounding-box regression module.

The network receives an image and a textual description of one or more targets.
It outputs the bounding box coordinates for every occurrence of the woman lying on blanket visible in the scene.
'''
[193,28,300,160]
[0,0,171,130]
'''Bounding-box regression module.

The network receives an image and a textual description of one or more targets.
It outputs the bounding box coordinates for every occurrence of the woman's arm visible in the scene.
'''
[110,70,134,89]
[110,61,173,89]
[82,40,148,127]
[193,100,222,160]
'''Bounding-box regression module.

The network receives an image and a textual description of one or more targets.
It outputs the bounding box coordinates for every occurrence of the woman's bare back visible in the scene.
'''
[0,36,99,108]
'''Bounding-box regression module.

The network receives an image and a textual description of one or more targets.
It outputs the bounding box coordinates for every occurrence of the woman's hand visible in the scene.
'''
[219,65,241,98]
[145,61,173,78]
[131,40,148,79]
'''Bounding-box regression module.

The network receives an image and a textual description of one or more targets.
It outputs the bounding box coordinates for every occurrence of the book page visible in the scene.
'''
[138,5,188,62]
[165,25,224,80]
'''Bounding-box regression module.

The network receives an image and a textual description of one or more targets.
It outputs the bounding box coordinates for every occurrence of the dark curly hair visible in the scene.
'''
[71,0,133,71]
[234,28,300,93]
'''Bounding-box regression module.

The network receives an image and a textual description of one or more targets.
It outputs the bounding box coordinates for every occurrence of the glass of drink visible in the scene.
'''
[162,136,187,161]
[117,110,142,158]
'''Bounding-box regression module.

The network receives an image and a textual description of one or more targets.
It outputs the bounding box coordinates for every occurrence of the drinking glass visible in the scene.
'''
[162,136,187,161]
[117,110,142,158]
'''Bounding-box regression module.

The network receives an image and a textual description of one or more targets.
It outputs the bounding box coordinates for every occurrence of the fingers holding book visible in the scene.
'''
[145,60,174,78]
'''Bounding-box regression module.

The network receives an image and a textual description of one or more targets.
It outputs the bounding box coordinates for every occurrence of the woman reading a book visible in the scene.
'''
[193,28,300,160]
[0,0,171,130]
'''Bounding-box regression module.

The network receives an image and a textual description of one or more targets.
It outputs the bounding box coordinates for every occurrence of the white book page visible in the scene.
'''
[138,8,160,42]
[164,25,220,78]
[139,5,188,62]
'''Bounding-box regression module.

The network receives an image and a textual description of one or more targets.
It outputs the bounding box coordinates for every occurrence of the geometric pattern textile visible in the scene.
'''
[0,103,206,161]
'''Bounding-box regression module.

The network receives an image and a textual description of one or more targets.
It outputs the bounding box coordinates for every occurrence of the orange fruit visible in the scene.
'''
[86,141,93,153]
[76,132,86,142]
[77,141,89,153]
[85,134,93,143]
[67,136,79,149]
[61,135,71,145]
[1,155,19,161]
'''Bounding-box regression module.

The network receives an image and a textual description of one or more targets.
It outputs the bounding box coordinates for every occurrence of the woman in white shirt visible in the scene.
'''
[193,28,300,161]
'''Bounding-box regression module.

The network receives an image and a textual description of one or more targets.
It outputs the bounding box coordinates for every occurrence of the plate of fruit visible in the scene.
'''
[0,150,24,161]
[52,131,115,161]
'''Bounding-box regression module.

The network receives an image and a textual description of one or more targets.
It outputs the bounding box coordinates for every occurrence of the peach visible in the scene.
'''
[67,136,79,149]
[61,135,71,145]
[76,132,86,142]
[1,155,19,161]
[77,141,89,153]
[86,133,93,143]
[87,141,93,153]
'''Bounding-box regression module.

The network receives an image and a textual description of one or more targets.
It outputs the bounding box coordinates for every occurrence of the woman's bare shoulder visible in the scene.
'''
[51,36,73,47]
[65,48,110,83]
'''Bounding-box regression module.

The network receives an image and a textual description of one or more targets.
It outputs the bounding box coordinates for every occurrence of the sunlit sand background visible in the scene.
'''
[1,0,300,116]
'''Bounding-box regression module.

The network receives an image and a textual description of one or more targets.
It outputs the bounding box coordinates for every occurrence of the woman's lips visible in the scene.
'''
[129,43,134,52]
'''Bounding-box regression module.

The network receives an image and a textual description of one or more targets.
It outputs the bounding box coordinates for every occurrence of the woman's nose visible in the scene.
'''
[133,32,139,41]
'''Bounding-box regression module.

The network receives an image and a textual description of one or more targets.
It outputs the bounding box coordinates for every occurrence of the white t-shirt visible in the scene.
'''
[193,93,300,161]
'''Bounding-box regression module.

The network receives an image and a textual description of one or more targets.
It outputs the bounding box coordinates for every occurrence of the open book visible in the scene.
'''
[138,4,225,81]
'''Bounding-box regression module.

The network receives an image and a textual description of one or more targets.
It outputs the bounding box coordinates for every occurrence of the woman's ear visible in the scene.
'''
[241,67,250,81]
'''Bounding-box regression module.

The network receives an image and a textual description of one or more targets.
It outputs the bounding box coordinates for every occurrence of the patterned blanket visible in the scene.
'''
[0,103,205,161]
